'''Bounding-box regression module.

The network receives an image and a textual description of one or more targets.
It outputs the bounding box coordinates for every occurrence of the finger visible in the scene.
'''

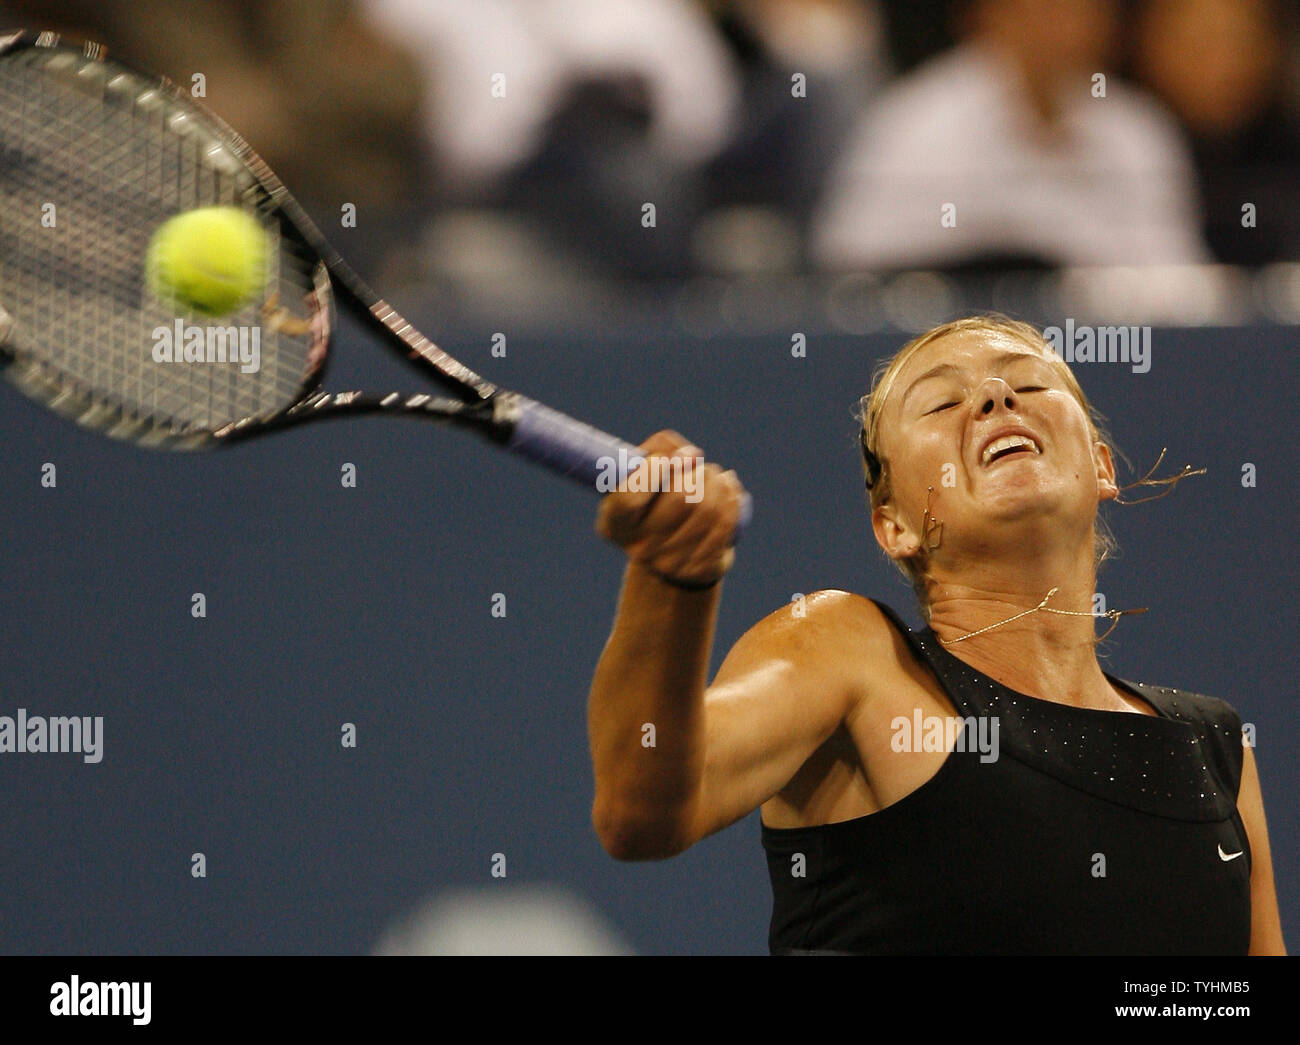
[671,477,743,579]
[618,456,713,556]
[629,464,735,574]
[659,470,744,579]
[598,436,704,541]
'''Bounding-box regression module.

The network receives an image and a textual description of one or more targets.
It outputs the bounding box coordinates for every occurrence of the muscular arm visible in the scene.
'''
[587,430,885,861]
[685,591,879,844]
[587,562,722,860]
[590,579,879,860]
[1238,744,1286,955]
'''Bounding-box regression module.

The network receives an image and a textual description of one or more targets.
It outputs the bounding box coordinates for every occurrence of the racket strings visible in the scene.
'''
[0,44,317,436]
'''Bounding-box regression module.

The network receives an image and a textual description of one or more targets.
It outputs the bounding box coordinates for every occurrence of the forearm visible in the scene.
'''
[588,560,721,855]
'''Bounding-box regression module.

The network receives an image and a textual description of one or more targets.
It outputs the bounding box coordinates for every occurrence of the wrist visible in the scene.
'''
[647,568,722,592]
[632,560,725,592]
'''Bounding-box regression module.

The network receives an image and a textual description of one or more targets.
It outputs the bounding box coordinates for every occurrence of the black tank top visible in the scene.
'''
[761,600,1252,955]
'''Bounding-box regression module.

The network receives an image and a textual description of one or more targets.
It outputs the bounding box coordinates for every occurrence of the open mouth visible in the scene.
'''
[981,434,1041,467]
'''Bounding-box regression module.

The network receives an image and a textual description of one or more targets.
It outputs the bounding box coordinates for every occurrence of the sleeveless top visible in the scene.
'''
[761,600,1251,955]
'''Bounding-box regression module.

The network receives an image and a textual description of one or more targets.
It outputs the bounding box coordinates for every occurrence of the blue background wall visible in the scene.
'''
[1,312,1295,954]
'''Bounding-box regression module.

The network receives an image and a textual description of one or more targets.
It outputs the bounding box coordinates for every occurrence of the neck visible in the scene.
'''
[923,542,1112,706]
[978,36,1069,129]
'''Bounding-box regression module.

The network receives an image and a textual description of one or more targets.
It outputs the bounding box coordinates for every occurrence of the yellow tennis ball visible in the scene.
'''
[145,206,269,317]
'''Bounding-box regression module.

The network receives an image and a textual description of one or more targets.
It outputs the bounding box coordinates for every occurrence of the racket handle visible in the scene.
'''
[502,395,752,539]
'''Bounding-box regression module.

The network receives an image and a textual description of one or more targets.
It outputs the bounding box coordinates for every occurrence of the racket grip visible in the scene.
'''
[502,395,752,539]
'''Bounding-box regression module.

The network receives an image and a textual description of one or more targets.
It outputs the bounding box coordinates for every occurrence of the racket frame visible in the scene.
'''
[0,28,506,451]
[0,29,753,534]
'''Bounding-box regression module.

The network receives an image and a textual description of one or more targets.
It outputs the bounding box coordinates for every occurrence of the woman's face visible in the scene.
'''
[872,329,1117,569]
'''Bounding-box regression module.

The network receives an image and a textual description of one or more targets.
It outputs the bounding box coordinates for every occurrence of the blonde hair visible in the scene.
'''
[857,315,1123,617]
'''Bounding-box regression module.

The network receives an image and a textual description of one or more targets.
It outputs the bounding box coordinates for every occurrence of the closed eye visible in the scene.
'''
[928,387,1045,414]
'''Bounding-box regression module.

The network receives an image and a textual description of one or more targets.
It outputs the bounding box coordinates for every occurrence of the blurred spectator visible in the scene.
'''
[812,0,1211,272]
[0,0,431,219]
[362,0,742,279]
[1131,0,1300,264]
[363,0,740,196]
[695,0,888,273]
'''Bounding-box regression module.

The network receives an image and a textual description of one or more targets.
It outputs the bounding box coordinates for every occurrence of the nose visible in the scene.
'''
[978,377,1018,415]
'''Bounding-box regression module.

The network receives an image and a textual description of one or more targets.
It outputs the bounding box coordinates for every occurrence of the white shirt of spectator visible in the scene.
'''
[812,41,1211,270]
[363,0,740,190]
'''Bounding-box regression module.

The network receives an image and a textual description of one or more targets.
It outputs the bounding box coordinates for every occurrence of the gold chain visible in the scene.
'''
[938,586,1148,644]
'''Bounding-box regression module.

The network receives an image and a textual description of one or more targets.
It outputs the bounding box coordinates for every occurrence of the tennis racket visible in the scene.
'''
[0,30,751,533]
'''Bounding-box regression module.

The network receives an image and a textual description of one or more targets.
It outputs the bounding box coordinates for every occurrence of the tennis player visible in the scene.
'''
[588,315,1286,955]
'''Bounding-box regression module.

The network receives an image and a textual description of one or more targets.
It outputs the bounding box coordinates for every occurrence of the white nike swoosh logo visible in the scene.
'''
[1218,845,1244,862]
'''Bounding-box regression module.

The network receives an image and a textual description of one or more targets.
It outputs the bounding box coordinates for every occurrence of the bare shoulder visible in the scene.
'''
[713,588,902,686]
[726,591,923,829]
[796,589,901,647]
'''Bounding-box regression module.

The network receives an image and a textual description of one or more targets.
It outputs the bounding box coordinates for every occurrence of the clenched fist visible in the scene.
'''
[595,430,747,588]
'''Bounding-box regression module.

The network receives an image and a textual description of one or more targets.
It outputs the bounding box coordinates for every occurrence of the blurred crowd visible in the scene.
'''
[6,0,1300,279]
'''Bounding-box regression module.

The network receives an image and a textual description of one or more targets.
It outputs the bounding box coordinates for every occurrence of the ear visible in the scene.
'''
[1094,440,1118,501]
[872,501,922,564]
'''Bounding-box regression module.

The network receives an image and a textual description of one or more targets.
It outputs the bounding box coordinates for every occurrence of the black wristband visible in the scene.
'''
[646,568,722,592]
